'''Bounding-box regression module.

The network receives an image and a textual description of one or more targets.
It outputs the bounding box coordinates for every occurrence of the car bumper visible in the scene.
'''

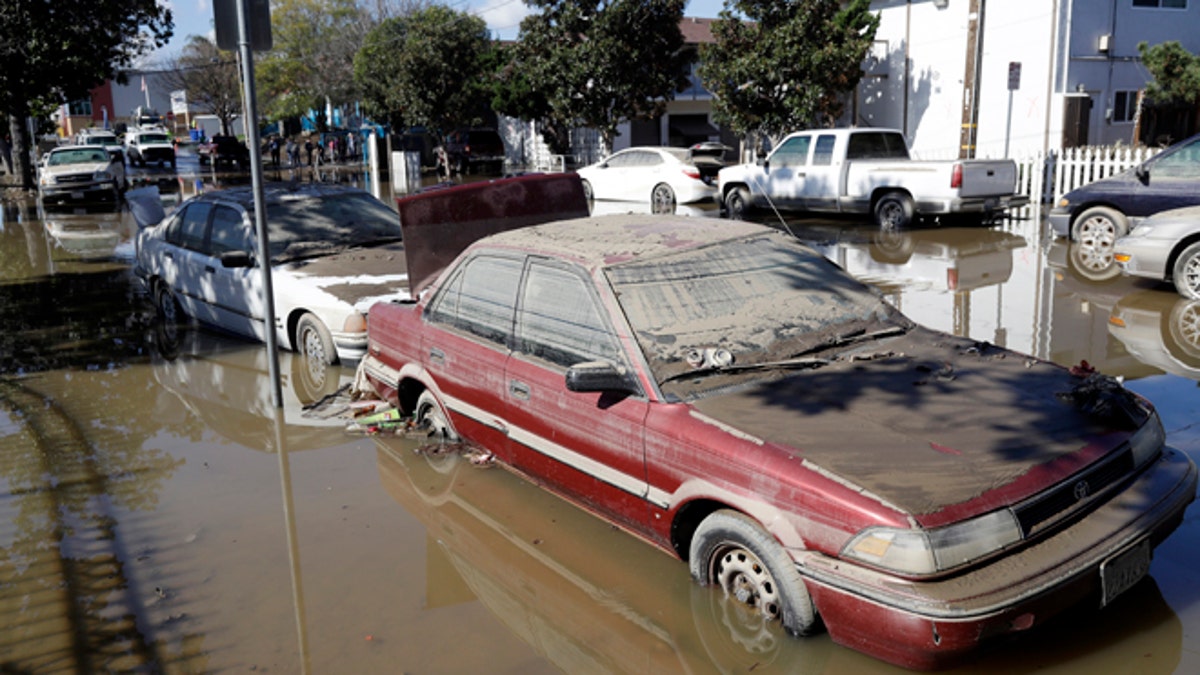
[332,330,368,363]
[1114,236,1173,281]
[915,194,1030,216]
[1049,207,1073,237]
[39,182,119,203]
[796,447,1196,670]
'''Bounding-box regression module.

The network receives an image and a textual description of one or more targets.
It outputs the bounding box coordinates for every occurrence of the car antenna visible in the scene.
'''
[749,171,797,239]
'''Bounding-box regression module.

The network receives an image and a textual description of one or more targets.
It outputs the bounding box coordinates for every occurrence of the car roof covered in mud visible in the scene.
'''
[187,182,376,208]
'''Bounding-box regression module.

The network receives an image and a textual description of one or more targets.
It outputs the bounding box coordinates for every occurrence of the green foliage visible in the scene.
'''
[1138,41,1200,107]
[698,0,879,139]
[504,0,689,151]
[352,5,494,132]
[256,0,369,121]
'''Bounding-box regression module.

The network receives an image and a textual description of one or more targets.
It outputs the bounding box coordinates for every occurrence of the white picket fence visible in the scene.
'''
[1011,145,1156,204]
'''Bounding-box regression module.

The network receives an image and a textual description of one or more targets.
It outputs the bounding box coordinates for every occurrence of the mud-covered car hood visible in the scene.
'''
[687,328,1148,521]
[278,242,410,306]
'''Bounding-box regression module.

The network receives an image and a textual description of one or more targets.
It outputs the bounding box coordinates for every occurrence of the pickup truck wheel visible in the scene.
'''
[1172,241,1200,300]
[1072,206,1127,246]
[415,390,459,441]
[690,510,818,637]
[874,193,914,230]
[296,312,337,366]
[651,183,676,214]
[725,187,752,221]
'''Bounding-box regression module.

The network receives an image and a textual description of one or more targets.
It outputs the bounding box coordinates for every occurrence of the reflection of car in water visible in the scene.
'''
[1109,290,1200,382]
[40,203,134,261]
[374,437,850,673]
[803,225,1026,292]
[151,329,354,450]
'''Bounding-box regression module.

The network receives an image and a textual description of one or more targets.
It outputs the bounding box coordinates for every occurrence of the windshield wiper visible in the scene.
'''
[659,355,831,386]
[786,325,909,360]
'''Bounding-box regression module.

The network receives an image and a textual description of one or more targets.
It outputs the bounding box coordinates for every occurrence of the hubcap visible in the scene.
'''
[713,545,781,621]
[1181,254,1200,297]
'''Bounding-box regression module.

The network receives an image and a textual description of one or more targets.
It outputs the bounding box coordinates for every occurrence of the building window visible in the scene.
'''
[1113,90,1139,123]
[67,100,93,116]
[1132,0,1187,8]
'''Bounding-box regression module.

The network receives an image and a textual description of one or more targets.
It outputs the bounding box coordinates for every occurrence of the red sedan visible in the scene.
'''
[360,176,1196,669]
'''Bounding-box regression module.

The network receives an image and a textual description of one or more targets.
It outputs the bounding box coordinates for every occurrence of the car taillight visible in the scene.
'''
[682,167,701,180]
[950,163,963,189]
[947,268,959,290]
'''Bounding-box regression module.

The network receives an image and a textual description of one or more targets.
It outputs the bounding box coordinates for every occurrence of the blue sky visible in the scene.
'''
[153,0,728,61]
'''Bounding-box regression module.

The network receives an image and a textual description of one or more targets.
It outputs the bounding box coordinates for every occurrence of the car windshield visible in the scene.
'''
[267,192,402,261]
[84,136,116,146]
[606,234,900,392]
[139,134,170,143]
[48,149,109,165]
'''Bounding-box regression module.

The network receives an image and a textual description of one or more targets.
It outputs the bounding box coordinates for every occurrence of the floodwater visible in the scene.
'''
[1,163,1198,673]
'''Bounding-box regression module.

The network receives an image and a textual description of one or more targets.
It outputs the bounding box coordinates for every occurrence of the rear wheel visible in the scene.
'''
[651,183,676,214]
[690,510,818,637]
[1172,241,1200,300]
[874,192,914,230]
[295,312,336,365]
[415,390,458,441]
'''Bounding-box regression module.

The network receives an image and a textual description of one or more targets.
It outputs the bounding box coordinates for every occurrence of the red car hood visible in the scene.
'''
[687,329,1147,524]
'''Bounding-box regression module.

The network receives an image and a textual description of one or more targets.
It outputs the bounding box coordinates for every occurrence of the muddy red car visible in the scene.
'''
[359,175,1196,669]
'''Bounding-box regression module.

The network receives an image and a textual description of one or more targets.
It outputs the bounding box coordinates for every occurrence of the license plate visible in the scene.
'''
[1100,538,1151,607]
[71,191,84,200]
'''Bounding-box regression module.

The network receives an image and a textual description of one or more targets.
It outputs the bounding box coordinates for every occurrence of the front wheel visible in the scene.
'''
[580,179,593,202]
[1071,206,1127,246]
[1172,241,1200,300]
[689,510,818,637]
[651,183,676,214]
[725,187,752,221]
[295,312,336,365]
[874,192,914,230]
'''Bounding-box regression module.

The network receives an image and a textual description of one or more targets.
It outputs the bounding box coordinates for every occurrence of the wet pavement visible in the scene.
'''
[1,164,1198,673]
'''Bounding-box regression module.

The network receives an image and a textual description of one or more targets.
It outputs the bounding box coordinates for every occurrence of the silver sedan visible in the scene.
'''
[1114,205,1200,299]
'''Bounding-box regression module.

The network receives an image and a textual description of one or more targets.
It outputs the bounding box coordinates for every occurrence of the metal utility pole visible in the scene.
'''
[959,0,987,159]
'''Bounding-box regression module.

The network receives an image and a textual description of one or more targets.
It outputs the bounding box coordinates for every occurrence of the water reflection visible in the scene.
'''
[1110,291,1200,382]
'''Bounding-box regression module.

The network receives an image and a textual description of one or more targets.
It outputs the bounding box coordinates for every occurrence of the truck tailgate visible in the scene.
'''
[959,160,1018,197]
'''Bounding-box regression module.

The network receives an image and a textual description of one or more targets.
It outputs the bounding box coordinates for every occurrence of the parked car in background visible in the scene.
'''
[358,175,1196,670]
[576,144,730,213]
[37,146,126,205]
[74,129,125,165]
[717,128,1026,228]
[196,134,251,168]
[442,127,505,175]
[133,183,410,364]
[1113,205,1200,299]
[1050,133,1200,245]
[125,128,176,168]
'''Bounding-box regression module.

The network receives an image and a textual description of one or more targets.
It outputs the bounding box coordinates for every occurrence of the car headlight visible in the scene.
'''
[1057,197,1070,208]
[343,311,367,334]
[41,175,56,186]
[843,509,1022,576]
[93,171,113,181]
[1127,222,1155,238]
[1129,411,1165,467]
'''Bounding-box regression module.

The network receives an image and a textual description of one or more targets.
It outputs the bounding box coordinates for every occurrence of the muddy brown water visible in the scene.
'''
[1,175,1198,673]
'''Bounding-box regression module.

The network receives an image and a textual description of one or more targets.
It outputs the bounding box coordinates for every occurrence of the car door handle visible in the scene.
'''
[204,265,216,274]
[509,380,530,401]
[429,347,445,365]
[164,251,174,260]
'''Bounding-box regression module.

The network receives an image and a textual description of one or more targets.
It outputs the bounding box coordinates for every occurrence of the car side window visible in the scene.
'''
[516,262,623,369]
[209,206,251,256]
[427,255,522,346]
[168,203,213,252]
[813,135,837,166]
[606,151,633,168]
[771,136,811,168]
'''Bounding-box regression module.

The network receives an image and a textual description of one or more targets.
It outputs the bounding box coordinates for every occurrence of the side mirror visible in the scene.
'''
[1135,163,1150,182]
[565,360,638,394]
[220,250,255,268]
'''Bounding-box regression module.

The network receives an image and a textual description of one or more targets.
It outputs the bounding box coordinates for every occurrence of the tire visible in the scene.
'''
[1165,299,1200,365]
[295,312,336,365]
[874,192,914,230]
[689,510,818,637]
[154,282,184,349]
[651,183,676,214]
[1071,206,1127,247]
[415,390,458,441]
[581,179,593,202]
[725,187,752,221]
[1171,241,1200,300]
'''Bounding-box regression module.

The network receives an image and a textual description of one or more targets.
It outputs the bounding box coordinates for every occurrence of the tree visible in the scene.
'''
[256,0,371,124]
[157,37,242,137]
[505,0,689,153]
[0,0,173,189]
[1138,40,1200,141]
[353,5,494,132]
[697,0,879,141]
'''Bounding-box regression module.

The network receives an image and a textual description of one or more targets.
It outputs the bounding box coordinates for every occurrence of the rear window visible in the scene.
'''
[846,132,910,160]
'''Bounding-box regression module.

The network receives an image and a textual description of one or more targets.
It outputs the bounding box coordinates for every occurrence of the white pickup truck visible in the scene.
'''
[717,128,1027,228]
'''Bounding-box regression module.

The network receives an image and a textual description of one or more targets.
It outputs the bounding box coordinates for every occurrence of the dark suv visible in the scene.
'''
[197,135,251,168]
[443,128,505,175]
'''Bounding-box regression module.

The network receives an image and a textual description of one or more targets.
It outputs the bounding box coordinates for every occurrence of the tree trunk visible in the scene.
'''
[8,112,36,192]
